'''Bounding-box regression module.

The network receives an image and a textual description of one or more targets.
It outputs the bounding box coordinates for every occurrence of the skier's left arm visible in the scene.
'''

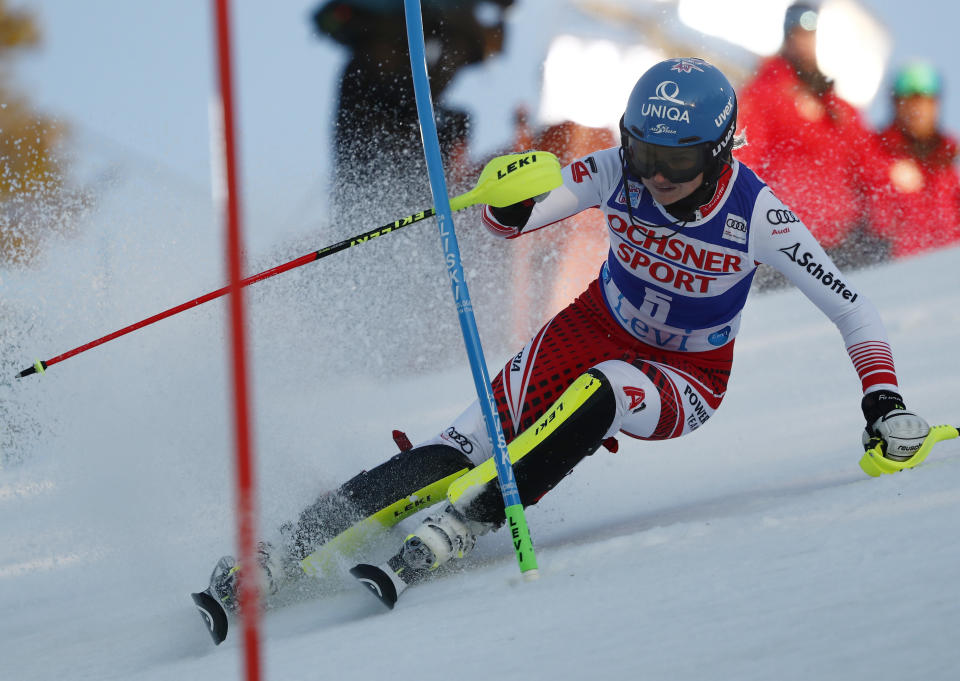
[752,188,931,461]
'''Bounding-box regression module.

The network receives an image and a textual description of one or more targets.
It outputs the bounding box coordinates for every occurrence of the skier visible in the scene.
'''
[202,57,931,616]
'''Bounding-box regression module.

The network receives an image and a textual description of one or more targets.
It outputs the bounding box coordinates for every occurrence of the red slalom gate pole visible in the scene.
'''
[212,1,262,680]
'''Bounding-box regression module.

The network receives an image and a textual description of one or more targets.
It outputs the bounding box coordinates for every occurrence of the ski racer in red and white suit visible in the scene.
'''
[462,149,894,444]
[393,60,930,576]
[207,60,932,611]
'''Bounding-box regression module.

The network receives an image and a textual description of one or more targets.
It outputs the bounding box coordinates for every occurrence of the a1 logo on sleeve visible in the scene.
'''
[722,213,747,244]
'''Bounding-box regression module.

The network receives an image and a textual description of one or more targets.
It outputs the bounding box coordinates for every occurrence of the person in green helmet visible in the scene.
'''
[866,61,960,258]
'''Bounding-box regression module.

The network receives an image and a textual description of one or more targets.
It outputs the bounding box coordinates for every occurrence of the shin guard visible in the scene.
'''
[446,369,616,525]
[294,444,473,576]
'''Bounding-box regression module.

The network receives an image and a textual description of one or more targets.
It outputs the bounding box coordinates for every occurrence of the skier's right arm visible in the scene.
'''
[480,148,617,238]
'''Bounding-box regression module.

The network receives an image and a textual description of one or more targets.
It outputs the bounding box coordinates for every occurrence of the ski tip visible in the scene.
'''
[191,589,229,645]
[350,563,398,610]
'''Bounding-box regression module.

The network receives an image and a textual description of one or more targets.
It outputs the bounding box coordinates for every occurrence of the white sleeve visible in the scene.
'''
[481,148,619,238]
[751,187,899,394]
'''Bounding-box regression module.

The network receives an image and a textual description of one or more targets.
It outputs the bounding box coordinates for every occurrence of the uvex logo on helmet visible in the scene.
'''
[711,124,734,157]
[714,96,734,128]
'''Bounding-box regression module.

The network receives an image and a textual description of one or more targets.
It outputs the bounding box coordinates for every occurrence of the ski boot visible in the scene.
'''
[190,545,273,646]
[351,505,492,609]
[207,541,293,613]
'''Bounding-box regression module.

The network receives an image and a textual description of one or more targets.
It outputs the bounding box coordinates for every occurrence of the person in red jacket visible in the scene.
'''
[866,61,960,258]
[735,2,886,279]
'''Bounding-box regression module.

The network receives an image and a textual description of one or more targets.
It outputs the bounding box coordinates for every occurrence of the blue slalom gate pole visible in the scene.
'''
[403,0,538,577]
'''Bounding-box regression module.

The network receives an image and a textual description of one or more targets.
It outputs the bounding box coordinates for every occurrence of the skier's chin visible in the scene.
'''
[641,174,702,205]
[653,185,679,198]
[648,185,681,204]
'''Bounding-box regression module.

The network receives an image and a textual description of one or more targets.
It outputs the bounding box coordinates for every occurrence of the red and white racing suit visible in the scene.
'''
[425,148,898,468]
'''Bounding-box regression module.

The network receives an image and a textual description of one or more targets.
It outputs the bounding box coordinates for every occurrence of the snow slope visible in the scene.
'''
[1,212,959,681]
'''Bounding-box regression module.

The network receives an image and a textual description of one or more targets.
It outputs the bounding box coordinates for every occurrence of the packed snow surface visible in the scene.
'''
[1,214,958,681]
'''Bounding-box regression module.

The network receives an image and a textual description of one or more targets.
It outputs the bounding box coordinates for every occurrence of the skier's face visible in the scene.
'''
[640,172,704,206]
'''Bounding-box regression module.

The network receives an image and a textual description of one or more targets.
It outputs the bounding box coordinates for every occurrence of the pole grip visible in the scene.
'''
[859,423,959,476]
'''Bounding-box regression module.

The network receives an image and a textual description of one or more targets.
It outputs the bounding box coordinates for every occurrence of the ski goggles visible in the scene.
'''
[622,135,707,184]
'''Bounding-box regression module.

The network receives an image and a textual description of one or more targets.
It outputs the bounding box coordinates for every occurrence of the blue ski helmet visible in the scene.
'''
[620,57,737,183]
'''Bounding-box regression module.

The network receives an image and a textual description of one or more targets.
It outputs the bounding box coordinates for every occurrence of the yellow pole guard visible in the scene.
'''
[447,372,604,506]
[299,467,470,578]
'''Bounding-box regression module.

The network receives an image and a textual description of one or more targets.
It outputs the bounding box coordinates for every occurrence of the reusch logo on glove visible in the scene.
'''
[894,443,923,453]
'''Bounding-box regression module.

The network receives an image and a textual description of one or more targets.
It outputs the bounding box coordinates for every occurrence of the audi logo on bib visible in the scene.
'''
[767,209,799,225]
[722,213,747,245]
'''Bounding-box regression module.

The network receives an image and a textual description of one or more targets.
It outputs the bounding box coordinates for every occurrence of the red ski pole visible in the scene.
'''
[18,219,420,378]
[16,150,561,378]
[16,212,431,378]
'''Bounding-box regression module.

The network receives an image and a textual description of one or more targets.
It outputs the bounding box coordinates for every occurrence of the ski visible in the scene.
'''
[349,563,404,610]
[190,563,400,646]
[191,588,229,645]
[188,438,476,643]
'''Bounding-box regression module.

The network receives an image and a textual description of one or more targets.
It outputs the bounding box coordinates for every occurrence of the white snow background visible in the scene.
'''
[2,201,959,681]
[2,0,960,678]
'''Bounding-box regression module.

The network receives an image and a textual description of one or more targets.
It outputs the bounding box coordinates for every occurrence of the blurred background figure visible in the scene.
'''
[1,1,80,465]
[312,0,514,227]
[866,61,960,258]
[310,0,516,371]
[735,1,886,286]
[506,107,615,343]
[0,2,73,267]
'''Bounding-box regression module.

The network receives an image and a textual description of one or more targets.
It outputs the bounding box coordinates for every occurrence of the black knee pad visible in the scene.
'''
[447,368,617,525]
[289,444,473,559]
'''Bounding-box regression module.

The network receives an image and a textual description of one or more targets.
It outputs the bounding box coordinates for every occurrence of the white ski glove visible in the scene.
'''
[861,390,930,461]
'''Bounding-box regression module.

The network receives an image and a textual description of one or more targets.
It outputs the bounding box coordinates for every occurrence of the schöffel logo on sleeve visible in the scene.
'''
[777,243,858,301]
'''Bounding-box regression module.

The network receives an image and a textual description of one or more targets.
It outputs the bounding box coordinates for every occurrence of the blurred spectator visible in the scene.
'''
[312,0,514,225]
[0,5,71,266]
[735,1,886,282]
[309,0,517,371]
[507,108,615,342]
[866,61,960,258]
